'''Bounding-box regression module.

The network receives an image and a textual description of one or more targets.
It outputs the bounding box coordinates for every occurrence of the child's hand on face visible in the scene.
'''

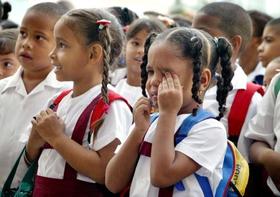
[158,72,182,115]
[133,97,152,134]
[32,108,65,144]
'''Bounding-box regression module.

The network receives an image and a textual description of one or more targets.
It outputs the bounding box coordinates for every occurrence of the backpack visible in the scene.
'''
[228,82,264,145]
[140,109,249,197]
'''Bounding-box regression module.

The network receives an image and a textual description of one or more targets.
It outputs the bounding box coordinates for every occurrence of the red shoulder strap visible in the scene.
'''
[228,83,264,138]
[89,90,132,132]
[50,89,72,111]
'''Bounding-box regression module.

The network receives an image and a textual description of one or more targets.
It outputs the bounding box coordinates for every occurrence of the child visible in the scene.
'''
[114,18,166,106]
[107,6,138,80]
[25,8,133,196]
[258,18,280,68]
[192,2,263,160]
[192,3,268,196]
[106,27,234,196]
[246,72,280,196]
[0,28,20,79]
[239,10,272,85]
[263,57,280,88]
[0,2,70,187]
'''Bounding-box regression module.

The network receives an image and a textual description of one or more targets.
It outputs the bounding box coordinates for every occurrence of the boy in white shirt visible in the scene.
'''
[0,2,71,187]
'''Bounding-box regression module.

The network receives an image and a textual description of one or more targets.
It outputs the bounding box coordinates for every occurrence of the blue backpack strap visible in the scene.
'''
[174,109,214,193]
[175,109,214,144]
[215,142,235,197]
[195,174,214,197]
[149,109,215,195]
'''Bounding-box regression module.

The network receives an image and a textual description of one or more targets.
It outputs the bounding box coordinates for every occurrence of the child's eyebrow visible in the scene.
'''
[34,30,48,36]
[56,37,68,44]
[0,58,14,62]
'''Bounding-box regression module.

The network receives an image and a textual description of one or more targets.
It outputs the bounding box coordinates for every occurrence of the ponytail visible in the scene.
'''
[215,37,234,120]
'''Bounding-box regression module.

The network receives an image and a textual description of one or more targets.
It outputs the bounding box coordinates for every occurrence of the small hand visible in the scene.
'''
[133,97,151,134]
[32,108,65,144]
[29,121,45,149]
[158,72,183,114]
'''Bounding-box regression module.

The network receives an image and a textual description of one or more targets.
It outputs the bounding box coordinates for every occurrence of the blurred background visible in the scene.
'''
[5,0,280,25]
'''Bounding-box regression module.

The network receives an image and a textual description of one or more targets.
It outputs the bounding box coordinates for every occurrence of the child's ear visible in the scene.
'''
[230,35,242,55]
[200,68,211,91]
[89,43,103,63]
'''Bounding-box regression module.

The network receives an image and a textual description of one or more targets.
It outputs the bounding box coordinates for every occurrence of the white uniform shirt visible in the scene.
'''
[130,114,227,197]
[115,78,142,107]
[0,68,72,187]
[245,73,280,195]
[37,84,133,183]
[202,65,262,161]
[247,62,265,83]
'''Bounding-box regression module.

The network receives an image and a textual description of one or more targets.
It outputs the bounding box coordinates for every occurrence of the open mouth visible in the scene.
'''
[134,57,143,64]
[19,52,32,60]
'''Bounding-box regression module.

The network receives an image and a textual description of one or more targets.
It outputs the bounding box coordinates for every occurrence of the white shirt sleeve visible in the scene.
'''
[90,100,133,151]
[245,77,277,148]
[175,119,227,173]
[237,91,263,161]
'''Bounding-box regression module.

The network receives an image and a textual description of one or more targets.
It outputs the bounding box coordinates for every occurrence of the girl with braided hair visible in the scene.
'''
[106,27,234,196]
[114,18,166,106]
[26,8,132,196]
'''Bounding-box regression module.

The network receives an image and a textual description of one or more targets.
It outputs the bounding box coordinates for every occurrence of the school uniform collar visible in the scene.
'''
[1,67,65,95]
[231,63,247,90]
[1,67,22,94]
[205,63,248,96]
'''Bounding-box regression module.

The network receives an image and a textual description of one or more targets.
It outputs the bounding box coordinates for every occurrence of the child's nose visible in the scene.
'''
[22,38,31,49]
[137,46,144,55]
[49,48,56,59]
[257,42,264,53]
[150,75,161,86]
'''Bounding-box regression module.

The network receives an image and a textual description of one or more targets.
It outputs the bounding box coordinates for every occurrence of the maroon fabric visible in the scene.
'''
[33,176,114,197]
[158,186,174,197]
[37,90,130,195]
[139,141,152,157]
[64,94,101,179]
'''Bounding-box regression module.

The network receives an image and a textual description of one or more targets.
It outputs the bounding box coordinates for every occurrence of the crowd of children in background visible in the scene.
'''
[0,0,280,196]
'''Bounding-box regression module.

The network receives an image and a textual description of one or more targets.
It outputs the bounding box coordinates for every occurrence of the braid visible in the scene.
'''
[140,33,157,97]
[189,36,203,115]
[100,28,112,104]
[215,38,234,120]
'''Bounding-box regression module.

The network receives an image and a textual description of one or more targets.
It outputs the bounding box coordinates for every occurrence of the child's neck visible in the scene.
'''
[127,73,141,87]
[72,78,102,97]
[22,67,53,94]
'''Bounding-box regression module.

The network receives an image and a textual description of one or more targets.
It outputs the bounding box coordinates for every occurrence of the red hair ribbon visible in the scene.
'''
[96,19,111,30]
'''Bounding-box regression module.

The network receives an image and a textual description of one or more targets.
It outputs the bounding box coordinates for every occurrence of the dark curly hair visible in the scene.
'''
[140,27,233,119]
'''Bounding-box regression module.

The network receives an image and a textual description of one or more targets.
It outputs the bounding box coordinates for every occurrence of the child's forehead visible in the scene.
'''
[21,11,58,32]
[23,10,58,26]
[264,24,280,35]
